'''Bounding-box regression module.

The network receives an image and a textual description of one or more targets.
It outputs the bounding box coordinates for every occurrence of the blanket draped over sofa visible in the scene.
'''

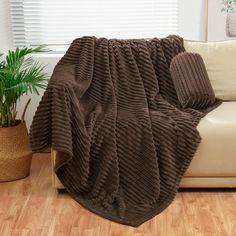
[30,35,220,226]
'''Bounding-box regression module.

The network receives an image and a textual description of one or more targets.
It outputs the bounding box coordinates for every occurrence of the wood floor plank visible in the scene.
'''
[0,153,236,236]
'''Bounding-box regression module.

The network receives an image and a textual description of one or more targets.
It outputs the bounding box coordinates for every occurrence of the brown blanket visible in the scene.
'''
[30,35,220,226]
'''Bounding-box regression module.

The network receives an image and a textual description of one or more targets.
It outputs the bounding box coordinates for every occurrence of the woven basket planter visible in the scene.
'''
[0,121,32,182]
[0,100,32,182]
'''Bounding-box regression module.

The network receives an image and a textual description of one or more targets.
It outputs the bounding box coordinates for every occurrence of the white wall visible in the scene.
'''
[0,0,206,128]
[178,0,207,41]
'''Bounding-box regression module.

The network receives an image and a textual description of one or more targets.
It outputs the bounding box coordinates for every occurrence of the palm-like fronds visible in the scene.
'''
[0,46,49,127]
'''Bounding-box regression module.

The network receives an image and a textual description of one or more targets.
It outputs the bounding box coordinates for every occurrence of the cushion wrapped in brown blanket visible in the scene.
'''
[30,35,221,227]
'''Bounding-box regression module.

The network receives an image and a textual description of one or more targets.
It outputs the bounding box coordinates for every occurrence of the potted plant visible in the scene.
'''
[221,0,236,37]
[0,46,48,182]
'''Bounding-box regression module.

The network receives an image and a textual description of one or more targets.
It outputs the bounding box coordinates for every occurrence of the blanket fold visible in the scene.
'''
[30,35,221,226]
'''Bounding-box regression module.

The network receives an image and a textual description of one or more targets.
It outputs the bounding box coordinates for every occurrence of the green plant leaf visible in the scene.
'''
[0,45,49,127]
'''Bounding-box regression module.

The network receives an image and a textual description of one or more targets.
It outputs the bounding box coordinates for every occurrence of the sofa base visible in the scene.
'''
[180,177,236,188]
[53,174,236,189]
[51,149,236,189]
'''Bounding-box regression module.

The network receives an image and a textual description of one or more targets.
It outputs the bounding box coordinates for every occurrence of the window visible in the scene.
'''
[10,0,178,51]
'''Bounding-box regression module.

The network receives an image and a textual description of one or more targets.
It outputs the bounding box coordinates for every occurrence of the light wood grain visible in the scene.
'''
[0,153,236,236]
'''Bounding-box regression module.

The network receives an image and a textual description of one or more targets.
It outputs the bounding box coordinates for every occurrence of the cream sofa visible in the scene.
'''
[51,40,236,189]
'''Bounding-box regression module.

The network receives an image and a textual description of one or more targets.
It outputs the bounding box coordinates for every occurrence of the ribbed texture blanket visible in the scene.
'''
[30,35,220,227]
[170,52,216,109]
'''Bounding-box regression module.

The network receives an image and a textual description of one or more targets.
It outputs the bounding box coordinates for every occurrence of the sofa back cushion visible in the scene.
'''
[170,52,215,109]
[184,40,236,101]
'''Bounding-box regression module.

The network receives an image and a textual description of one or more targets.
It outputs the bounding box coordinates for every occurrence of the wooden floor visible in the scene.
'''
[0,154,236,236]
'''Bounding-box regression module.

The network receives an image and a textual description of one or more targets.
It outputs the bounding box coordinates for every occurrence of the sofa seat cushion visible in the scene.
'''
[185,102,236,177]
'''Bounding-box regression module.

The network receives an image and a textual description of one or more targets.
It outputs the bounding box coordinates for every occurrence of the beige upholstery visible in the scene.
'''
[51,102,236,188]
[185,102,236,177]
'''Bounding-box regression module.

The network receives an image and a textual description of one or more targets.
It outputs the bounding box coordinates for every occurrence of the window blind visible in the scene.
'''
[10,0,178,50]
